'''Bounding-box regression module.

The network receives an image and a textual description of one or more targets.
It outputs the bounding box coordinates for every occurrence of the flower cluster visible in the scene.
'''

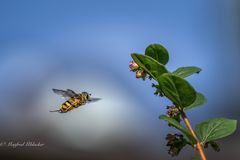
[204,141,220,152]
[166,105,181,123]
[129,61,146,79]
[166,133,188,157]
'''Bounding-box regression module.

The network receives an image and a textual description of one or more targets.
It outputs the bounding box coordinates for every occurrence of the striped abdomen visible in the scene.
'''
[60,95,87,113]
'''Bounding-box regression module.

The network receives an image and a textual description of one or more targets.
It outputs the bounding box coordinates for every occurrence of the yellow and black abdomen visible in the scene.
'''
[59,95,88,113]
[60,100,74,113]
[69,97,82,108]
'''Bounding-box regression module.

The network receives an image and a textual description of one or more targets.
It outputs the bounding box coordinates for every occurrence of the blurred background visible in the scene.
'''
[0,0,239,159]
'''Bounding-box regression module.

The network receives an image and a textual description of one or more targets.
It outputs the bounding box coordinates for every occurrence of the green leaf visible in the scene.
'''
[157,73,197,108]
[145,44,169,65]
[131,53,168,80]
[195,118,237,143]
[184,92,207,111]
[172,66,202,78]
[159,115,196,144]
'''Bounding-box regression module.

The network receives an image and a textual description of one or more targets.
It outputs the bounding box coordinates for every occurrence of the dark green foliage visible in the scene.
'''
[152,83,164,96]
[145,44,169,65]
[157,73,197,108]
[172,66,202,78]
[129,43,237,158]
[131,53,168,80]
[160,115,196,144]
[184,92,207,111]
[195,118,237,143]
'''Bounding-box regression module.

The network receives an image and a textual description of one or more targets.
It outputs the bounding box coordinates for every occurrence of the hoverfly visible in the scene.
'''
[50,89,100,113]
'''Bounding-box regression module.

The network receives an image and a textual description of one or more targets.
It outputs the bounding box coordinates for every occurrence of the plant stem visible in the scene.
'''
[179,110,206,160]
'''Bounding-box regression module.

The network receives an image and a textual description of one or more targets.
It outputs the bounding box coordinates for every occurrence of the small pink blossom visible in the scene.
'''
[136,70,145,78]
[129,61,139,71]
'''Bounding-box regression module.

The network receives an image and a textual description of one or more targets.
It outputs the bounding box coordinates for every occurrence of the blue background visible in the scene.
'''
[0,0,239,159]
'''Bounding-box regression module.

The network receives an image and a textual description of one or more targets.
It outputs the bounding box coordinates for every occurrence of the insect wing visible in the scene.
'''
[52,89,77,98]
[88,97,101,103]
[66,89,78,97]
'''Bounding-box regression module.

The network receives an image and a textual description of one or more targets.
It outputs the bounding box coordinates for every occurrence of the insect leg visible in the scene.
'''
[49,109,61,113]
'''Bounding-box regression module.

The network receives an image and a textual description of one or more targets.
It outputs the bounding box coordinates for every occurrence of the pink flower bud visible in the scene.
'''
[136,70,145,78]
[129,61,139,71]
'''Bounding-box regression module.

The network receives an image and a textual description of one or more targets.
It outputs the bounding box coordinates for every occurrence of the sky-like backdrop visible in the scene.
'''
[0,0,239,160]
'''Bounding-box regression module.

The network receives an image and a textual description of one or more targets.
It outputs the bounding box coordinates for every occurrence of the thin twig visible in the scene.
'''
[179,109,206,160]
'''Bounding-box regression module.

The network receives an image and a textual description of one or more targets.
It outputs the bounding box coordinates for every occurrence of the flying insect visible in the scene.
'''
[50,89,100,113]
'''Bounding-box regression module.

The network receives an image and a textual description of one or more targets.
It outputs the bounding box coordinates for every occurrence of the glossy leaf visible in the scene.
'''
[145,44,169,65]
[172,66,202,78]
[184,92,207,111]
[157,73,197,108]
[131,53,168,80]
[159,115,196,144]
[195,118,237,143]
